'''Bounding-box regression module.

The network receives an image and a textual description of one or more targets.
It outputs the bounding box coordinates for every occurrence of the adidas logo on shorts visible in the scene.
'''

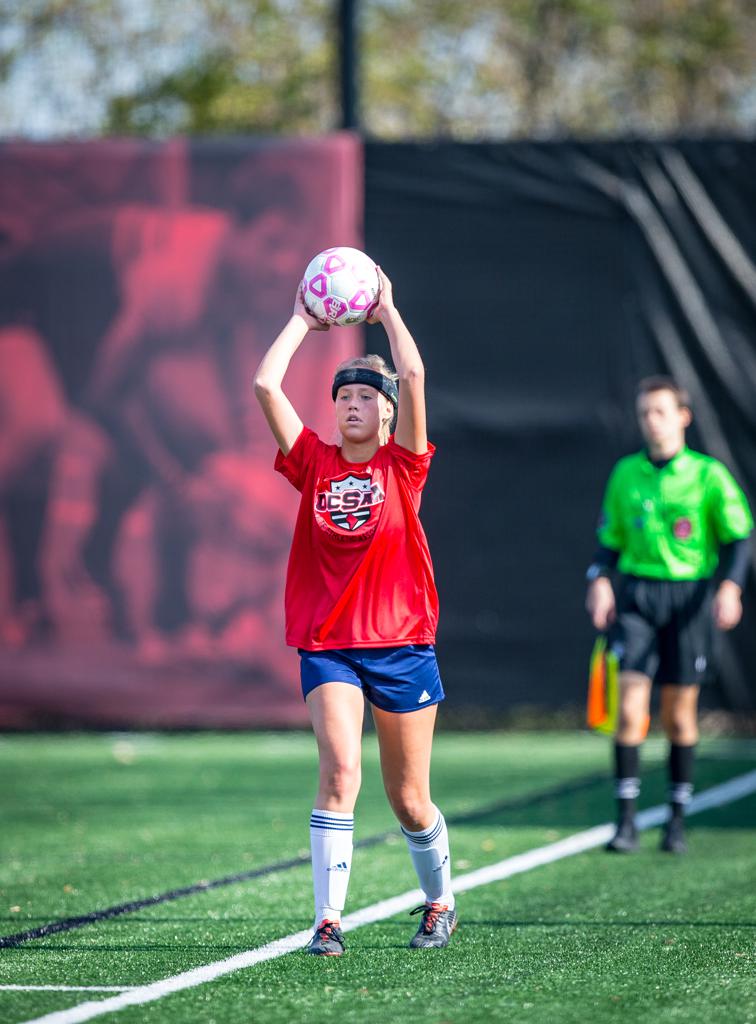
[327,861,349,872]
[418,690,431,704]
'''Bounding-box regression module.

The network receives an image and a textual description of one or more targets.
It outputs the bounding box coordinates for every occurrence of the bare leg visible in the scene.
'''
[306,682,364,812]
[616,671,652,745]
[304,682,364,937]
[372,703,437,831]
[373,703,456,946]
[660,684,699,746]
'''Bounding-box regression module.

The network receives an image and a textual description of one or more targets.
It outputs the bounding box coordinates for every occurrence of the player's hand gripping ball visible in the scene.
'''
[301,246,379,326]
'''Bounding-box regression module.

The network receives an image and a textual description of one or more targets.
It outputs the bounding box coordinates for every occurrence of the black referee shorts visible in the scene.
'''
[606,575,714,686]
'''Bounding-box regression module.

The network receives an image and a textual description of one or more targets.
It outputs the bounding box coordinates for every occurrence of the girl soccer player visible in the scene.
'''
[253,268,455,956]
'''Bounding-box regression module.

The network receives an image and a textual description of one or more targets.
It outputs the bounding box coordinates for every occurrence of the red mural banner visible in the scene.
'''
[0,134,363,727]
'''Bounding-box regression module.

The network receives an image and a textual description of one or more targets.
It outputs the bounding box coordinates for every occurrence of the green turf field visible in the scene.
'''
[1,731,754,1024]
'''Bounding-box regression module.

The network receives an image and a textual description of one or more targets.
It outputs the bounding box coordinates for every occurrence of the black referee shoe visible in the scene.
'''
[606,819,639,853]
[660,818,688,854]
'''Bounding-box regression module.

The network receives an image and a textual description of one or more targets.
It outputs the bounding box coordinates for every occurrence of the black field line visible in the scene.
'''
[0,770,608,949]
[16,770,756,1024]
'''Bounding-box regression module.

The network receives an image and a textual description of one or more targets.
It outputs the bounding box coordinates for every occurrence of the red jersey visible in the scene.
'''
[275,426,439,650]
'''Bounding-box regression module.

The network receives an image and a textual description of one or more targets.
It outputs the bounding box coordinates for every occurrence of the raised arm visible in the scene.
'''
[254,288,327,455]
[370,268,427,454]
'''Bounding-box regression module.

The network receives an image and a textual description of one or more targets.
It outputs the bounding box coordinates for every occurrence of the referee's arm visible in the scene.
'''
[712,534,751,631]
[586,469,624,632]
[586,548,620,632]
[708,463,753,631]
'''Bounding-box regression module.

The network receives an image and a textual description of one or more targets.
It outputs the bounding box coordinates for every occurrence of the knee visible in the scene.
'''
[661,707,698,745]
[617,677,650,745]
[617,709,648,746]
[386,787,434,832]
[319,757,361,804]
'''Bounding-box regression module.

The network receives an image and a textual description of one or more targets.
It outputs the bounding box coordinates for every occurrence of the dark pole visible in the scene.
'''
[339,0,359,130]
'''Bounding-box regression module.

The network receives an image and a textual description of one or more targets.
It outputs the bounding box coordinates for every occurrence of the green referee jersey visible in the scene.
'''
[598,447,753,580]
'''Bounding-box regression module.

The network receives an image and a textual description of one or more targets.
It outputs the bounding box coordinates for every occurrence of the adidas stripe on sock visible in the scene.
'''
[310,809,354,928]
[401,807,453,908]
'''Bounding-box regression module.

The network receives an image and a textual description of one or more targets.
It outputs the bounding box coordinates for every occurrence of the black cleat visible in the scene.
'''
[660,818,688,854]
[606,819,639,853]
[408,902,457,948]
[305,919,345,956]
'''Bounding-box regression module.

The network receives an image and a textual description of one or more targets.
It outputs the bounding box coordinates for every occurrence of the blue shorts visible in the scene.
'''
[298,645,445,714]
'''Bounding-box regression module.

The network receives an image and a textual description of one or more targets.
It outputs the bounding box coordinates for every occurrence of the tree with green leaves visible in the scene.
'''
[0,0,754,138]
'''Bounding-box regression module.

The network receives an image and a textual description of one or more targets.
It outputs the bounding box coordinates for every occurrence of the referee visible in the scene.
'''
[586,377,752,853]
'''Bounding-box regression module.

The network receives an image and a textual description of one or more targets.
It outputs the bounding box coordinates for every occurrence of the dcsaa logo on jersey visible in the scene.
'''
[315,472,386,532]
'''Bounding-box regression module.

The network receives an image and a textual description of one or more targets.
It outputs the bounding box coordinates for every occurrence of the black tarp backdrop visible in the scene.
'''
[365,141,756,714]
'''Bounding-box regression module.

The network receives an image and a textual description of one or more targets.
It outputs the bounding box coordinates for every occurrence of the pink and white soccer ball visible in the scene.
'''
[301,246,379,326]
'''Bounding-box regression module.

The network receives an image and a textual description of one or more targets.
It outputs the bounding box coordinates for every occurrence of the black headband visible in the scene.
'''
[332,368,398,407]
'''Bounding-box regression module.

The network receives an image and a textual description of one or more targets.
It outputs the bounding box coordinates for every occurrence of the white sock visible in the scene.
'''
[310,809,354,928]
[402,807,454,908]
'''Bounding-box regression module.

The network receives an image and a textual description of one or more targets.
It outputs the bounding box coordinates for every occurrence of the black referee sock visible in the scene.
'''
[668,743,695,823]
[613,743,641,824]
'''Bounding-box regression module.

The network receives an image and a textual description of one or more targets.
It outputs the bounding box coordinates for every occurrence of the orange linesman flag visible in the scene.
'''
[587,636,650,738]
[586,635,619,735]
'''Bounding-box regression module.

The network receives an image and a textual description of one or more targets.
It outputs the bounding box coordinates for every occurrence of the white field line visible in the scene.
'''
[17,769,756,1024]
[0,989,134,994]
